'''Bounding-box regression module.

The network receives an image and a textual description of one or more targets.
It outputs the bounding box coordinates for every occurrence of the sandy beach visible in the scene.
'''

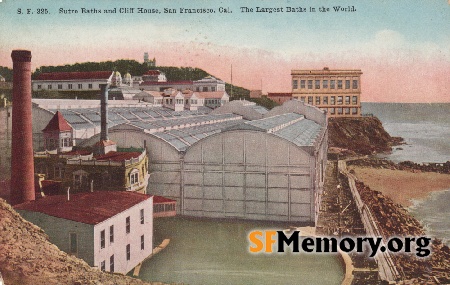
[349,166,450,207]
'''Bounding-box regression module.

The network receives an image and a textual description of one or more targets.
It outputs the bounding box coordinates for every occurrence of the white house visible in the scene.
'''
[15,191,153,274]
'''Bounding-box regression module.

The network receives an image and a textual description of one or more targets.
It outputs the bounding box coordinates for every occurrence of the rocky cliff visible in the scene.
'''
[0,199,169,285]
[328,116,402,155]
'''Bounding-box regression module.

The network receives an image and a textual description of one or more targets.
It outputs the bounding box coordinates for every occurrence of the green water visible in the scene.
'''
[139,217,343,285]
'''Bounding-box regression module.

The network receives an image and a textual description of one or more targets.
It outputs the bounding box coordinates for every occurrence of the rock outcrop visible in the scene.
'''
[328,117,402,155]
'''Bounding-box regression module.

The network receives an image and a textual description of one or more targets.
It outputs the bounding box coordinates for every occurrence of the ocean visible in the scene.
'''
[362,103,450,246]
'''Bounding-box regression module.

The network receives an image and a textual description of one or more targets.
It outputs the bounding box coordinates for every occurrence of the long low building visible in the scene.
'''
[78,100,328,224]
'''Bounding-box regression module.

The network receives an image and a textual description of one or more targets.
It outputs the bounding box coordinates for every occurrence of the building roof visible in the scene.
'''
[94,151,142,161]
[35,71,112,81]
[140,80,193,86]
[267,93,292,97]
[153,196,176,203]
[42,111,72,132]
[195,91,228,99]
[143,70,160,75]
[14,191,151,225]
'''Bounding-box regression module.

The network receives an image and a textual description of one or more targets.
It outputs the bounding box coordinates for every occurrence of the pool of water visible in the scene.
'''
[139,217,344,285]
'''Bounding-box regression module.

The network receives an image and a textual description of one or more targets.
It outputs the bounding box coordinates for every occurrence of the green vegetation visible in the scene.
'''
[0,66,13,81]
[226,83,250,100]
[248,96,280,110]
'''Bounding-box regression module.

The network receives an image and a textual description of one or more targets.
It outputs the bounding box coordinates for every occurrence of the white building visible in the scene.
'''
[15,191,153,274]
[32,71,114,91]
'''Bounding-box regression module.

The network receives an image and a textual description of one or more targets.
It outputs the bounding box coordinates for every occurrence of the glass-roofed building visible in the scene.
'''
[32,98,327,225]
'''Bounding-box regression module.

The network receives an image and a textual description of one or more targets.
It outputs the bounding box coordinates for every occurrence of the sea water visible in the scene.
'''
[362,103,450,246]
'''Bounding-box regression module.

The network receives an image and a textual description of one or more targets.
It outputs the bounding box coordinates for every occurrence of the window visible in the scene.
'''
[315,96,321,105]
[352,80,358,89]
[337,96,343,105]
[58,84,63,90]
[330,108,335,115]
[126,216,130,234]
[300,80,306,89]
[345,108,350,114]
[37,84,42,89]
[109,225,114,243]
[130,169,139,185]
[352,96,358,105]
[100,230,105,249]
[307,96,313,104]
[62,137,71,147]
[68,84,73,90]
[48,84,52,90]
[88,83,93,89]
[307,80,313,89]
[196,87,200,91]
[69,233,77,254]
[141,235,145,250]
[126,244,131,261]
[352,107,358,115]
[54,165,64,179]
[211,87,216,91]
[315,80,320,89]
[323,96,328,104]
[345,80,350,89]
[292,80,298,89]
[110,255,114,272]
[140,209,144,224]
[345,96,350,105]
[330,80,335,89]
[337,80,343,89]
[337,107,343,114]
[323,80,328,89]
[300,96,306,102]
[100,261,105,271]
[330,96,335,105]
[78,84,83,89]
[203,87,208,92]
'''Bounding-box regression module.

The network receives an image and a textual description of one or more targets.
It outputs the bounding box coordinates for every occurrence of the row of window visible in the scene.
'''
[37,83,95,90]
[195,86,216,92]
[293,79,358,90]
[326,107,359,115]
[299,95,358,105]
[100,209,145,249]
[45,137,71,149]
[154,203,176,213]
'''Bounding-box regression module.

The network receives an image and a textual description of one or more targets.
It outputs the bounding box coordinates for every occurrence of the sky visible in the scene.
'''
[0,0,449,102]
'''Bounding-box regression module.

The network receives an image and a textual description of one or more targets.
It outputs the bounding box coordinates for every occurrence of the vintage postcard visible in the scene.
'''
[0,1,449,284]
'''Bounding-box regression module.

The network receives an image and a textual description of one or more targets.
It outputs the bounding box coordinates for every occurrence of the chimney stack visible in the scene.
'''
[95,83,116,155]
[100,83,109,141]
[10,50,35,205]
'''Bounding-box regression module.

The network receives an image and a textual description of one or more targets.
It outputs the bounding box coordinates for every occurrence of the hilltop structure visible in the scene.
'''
[291,67,362,117]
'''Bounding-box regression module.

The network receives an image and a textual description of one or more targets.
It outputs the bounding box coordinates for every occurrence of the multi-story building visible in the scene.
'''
[291,67,362,117]
[32,71,114,92]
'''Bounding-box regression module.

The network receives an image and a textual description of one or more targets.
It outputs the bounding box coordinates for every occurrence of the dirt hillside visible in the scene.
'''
[0,198,170,285]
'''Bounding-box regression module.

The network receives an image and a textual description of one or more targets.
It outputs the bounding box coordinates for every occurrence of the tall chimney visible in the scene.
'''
[10,50,35,205]
[100,83,109,141]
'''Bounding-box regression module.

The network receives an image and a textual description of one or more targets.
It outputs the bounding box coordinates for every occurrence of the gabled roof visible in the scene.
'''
[35,71,112,81]
[195,91,228,99]
[14,191,151,225]
[42,111,72,132]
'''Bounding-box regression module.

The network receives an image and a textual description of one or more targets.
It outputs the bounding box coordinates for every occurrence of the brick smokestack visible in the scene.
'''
[10,50,35,205]
[100,83,109,141]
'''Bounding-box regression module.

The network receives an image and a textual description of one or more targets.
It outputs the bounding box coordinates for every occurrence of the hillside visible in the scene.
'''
[0,198,170,285]
[328,116,402,155]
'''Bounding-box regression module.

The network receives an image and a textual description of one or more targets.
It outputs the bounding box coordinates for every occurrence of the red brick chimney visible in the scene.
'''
[10,50,35,205]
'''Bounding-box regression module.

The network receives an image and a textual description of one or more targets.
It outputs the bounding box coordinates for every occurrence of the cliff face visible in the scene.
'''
[0,199,163,285]
[328,117,401,155]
